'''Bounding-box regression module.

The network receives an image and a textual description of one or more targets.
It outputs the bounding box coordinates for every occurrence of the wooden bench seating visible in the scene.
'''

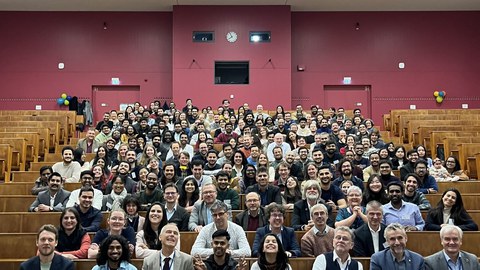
[457,143,480,180]
[0,138,28,171]
[407,120,480,144]
[397,114,480,138]
[426,193,480,210]
[0,121,60,152]
[30,161,56,172]
[0,132,41,163]
[436,181,480,193]
[0,115,69,145]
[1,230,479,261]
[11,171,41,182]
[0,182,81,195]
[0,127,52,157]
[429,131,480,158]
[414,125,480,147]
[0,144,14,182]
[443,137,480,162]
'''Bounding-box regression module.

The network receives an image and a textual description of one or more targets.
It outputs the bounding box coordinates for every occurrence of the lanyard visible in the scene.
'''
[445,255,463,270]
[161,252,175,270]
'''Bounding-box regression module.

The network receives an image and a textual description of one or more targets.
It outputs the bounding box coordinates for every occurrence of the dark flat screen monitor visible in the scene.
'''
[214,61,249,84]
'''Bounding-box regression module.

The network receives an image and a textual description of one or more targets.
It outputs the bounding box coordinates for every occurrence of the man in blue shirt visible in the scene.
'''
[383,181,425,231]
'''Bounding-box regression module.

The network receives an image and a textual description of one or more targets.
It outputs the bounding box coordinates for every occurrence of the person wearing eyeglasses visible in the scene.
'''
[252,203,301,258]
[191,201,251,258]
[189,183,232,232]
[413,159,438,194]
[88,209,136,258]
[382,182,425,231]
[312,226,363,270]
[163,183,190,231]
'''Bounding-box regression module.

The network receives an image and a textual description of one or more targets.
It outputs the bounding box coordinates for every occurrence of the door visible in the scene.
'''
[92,85,140,123]
[323,85,371,119]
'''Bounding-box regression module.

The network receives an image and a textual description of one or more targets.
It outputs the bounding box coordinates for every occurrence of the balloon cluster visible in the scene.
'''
[57,93,72,106]
[433,91,446,103]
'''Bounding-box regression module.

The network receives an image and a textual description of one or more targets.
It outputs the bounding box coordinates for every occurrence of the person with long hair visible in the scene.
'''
[135,202,179,258]
[231,150,247,179]
[425,188,478,231]
[92,235,137,270]
[416,144,433,168]
[251,233,292,270]
[391,146,408,170]
[281,176,302,210]
[238,164,257,194]
[56,207,91,259]
[113,143,129,166]
[258,153,275,182]
[90,145,112,169]
[73,148,90,171]
[88,209,136,258]
[444,156,469,181]
[362,174,389,206]
[91,164,108,193]
[120,125,138,144]
[122,195,145,233]
[303,162,318,181]
[178,178,200,213]
[138,144,159,167]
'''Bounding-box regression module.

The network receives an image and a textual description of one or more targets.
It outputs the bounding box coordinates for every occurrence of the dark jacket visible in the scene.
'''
[20,253,74,270]
[245,184,282,207]
[353,223,386,257]
[166,204,190,231]
[291,200,334,230]
[234,207,268,231]
[252,225,301,257]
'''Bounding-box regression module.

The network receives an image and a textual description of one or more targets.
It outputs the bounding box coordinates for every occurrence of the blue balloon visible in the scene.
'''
[57,98,65,105]
[439,91,445,97]
[66,95,72,101]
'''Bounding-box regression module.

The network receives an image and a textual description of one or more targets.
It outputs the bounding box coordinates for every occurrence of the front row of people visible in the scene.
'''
[21,199,479,270]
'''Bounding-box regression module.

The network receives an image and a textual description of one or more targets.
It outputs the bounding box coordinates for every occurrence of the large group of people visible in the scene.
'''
[22,99,479,269]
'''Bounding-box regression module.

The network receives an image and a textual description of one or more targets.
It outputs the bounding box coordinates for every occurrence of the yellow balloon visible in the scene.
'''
[61,93,67,99]
[436,96,443,103]
[433,91,439,97]
[64,100,70,106]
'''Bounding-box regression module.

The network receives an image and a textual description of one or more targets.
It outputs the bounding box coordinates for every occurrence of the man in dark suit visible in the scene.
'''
[29,172,70,212]
[20,224,74,270]
[353,200,387,257]
[252,203,301,257]
[245,166,282,207]
[163,183,190,231]
[425,225,479,270]
[370,223,424,270]
[291,180,333,231]
[234,192,268,231]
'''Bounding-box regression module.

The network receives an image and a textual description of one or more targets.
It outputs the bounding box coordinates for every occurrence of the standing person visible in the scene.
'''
[142,223,194,270]
[370,223,425,270]
[425,225,479,270]
[312,226,363,270]
[52,146,82,183]
[56,207,91,259]
[29,172,70,212]
[193,230,248,270]
[92,235,137,270]
[251,233,292,270]
[20,224,74,270]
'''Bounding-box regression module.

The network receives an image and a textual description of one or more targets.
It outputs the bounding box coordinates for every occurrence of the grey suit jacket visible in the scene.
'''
[188,199,231,231]
[425,250,480,270]
[29,189,71,212]
[76,138,100,153]
[142,250,194,270]
[370,248,425,270]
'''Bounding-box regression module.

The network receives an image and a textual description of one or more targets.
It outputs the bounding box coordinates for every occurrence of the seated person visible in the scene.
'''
[318,165,347,209]
[88,209,136,258]
[402,173,431,210]
[66,170,103,210]
[383,181,425,231]
[74,186,103,232]
[300,204,334,257]
[291,180,333,231]
[252,203,301,257]
[102,175,129,211]
[234,192,268,231]
[56,207,91,259]
[429,158,459,181]
[353,200,387,257]
[29,172,70,212]
[245,166,282,207]
[193,230,248,270]
[334,186,367,230]
[425,188,478,231]
[31,165,52,195]
[215,170,240,210]
[189,183,232,232]
[414,159,438,194]
[191,201,251,258]
[135,172,164,210]
[122,195,145,233]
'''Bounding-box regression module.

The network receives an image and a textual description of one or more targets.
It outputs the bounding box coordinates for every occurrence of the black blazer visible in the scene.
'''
[166,204,190,231]
[245,184,282,206]
[291,200,334,230]
[425,209,478,231]
[234,207,268,231]
[20,254,74,270]
[353,223,386,257]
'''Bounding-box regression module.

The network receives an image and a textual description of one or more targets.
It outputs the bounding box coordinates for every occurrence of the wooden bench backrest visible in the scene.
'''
[30,161,56,172]
[0,121,59,150]
[0,138,27,171]
[0,132,39,163]
[407,120,480,144]
[430,131,480,158]
[426,193,480,210]
[0,127,52,154]
[0,182,82,195]
[0,144,13,181]
[443,137,480,159]
[415,126,480,147]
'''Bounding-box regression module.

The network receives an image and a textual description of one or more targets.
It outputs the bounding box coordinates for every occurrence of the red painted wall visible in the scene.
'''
[291,11,480,123]
[0,12,172,111]
[0,10,479,125]
[172,5,292,111]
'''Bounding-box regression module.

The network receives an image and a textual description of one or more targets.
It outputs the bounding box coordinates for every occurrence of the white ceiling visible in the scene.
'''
[0,0,479,12]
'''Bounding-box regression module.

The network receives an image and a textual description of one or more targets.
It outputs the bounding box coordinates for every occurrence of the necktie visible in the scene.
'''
[163,257,171,270]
